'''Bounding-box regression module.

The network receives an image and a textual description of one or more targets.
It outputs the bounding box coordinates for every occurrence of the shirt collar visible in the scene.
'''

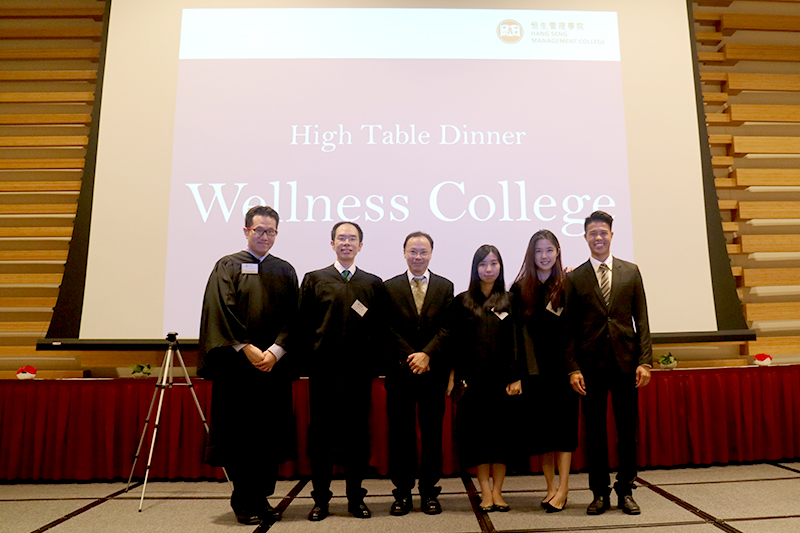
[245,248,269,262]
[407,269,430,284]
[589,255,613,272]
[334,261,357,275]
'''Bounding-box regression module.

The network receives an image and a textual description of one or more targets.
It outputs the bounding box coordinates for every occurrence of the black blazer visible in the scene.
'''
[564,257,652,375]
[383,271,454,377]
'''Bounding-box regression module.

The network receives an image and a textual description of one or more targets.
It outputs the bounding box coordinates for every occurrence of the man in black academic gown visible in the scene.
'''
[298,221,385,521]
[197,205,298,525]
[564,211,652,516]
[384,232,453,516]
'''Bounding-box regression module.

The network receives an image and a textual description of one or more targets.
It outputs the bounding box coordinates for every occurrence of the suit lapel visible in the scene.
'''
[419,274,442,317]
[583,261,607,309]
[400,277,419,318]
[609,258,624,309]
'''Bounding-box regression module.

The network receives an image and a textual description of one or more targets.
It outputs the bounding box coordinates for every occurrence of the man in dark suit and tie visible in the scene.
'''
[384,232,454,516]
[564,211,652,516]
[298,221,385,521]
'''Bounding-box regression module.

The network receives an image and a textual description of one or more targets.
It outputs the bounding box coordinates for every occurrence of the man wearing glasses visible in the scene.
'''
[198,205,299,525]
[298,221,386,521]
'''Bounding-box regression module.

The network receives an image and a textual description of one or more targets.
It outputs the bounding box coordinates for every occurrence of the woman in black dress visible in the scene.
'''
[512,230,578,512]
[446,245,525,512]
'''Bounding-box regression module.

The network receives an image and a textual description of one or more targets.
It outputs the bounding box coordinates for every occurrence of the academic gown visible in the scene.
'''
[297,265,386,379]
[297,265,385,502]
[512,280,578,455]
[198,251,299,466]
[446,292,526,470]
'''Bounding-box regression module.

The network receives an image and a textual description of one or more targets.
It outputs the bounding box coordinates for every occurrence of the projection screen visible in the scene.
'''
[42,0,749,344]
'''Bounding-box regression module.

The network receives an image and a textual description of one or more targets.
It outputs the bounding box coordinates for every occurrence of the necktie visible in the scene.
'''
[411,278,426,314]
[342,269,350,282]
[599,263,611,306]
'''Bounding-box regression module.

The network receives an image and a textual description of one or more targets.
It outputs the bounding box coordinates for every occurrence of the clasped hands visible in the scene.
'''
[407,352,430,374]
[243,344,277,372]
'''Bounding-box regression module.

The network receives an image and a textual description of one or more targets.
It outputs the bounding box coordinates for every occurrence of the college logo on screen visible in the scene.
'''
[497,20,523,43]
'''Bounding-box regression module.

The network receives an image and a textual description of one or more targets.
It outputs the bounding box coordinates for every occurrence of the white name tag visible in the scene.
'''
[546,301,563,316]
[241,263,258,274]
[351,299,368,317]
[493,310,508,320]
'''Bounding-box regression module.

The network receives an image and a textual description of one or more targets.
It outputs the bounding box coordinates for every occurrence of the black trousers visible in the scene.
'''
[226,460,278,515]
[386,371,447,498]
[308,375,372,504]
[582,367,639,497]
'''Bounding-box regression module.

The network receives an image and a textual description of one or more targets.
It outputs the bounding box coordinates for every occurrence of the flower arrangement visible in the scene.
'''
[16,365,37,380]
[130,363,153,377]
[753,353,773,367]
[657,353,677,370]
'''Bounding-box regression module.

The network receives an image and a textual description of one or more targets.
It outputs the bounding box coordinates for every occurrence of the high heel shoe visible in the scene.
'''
[545,497,567,513]
[541,495,555,510]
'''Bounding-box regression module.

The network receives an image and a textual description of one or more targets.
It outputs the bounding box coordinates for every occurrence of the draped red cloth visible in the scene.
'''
[1,366,799,481]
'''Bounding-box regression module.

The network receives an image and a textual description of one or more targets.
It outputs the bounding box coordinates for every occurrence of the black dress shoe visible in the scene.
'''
[262,501,281,522]
[619,495,641,515]
[422,496,442,515]
[586,494,610,515]
[348,501,372,518]
[390,495,412,516]
[235,513,262,525]
[308,504,329,521]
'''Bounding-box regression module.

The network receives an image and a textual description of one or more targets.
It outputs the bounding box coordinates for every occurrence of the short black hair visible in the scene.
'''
[331,221,363,242]
[584,210,613,232]
[245,205,279,228]
[403,231,434,250]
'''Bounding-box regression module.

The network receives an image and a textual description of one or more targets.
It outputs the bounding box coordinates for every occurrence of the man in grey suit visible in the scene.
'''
[384,231,454,516]
[565,211,652,516]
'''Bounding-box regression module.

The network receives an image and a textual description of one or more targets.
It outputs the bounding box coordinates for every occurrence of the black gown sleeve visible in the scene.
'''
[198,259,250,379]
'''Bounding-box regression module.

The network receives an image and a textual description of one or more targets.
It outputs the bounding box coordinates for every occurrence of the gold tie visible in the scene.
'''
[412,278,426,314]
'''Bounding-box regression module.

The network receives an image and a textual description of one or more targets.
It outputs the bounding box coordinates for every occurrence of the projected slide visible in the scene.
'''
[163,8,631,335]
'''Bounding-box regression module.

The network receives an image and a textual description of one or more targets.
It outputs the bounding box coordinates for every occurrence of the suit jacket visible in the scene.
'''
[564,257,652,375]
[383,271,454,380]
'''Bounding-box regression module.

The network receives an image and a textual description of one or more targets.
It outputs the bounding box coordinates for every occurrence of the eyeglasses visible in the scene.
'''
[246,227,277,237]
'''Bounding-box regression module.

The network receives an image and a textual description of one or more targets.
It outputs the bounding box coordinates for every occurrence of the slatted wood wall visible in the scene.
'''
[696,0,800,364]
[0,1,103,377]
[2,1,799,375]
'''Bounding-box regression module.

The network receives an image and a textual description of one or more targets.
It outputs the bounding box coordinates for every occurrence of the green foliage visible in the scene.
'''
[657,353,676,365]
[130,363,152,376]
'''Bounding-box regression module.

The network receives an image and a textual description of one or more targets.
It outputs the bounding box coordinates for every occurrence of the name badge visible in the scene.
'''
[351,299,368,317]
[493,309,508,320]
[241,263,258,274]
[546,301,563,316]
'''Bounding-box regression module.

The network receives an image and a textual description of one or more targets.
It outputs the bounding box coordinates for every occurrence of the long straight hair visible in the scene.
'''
[464,244,510,314]
[514,230,565,314]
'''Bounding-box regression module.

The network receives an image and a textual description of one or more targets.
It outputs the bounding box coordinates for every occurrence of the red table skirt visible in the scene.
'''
[2,366,799,481]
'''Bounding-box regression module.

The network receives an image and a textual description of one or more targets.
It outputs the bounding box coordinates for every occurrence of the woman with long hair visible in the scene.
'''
[513,230,579,512]
[446,245,525,512]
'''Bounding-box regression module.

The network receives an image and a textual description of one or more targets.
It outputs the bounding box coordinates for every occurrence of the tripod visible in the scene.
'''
[126,332,231,511]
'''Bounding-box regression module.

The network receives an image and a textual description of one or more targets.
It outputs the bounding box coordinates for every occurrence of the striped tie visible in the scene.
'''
[599,263,611,306]
[342,269,350,282]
